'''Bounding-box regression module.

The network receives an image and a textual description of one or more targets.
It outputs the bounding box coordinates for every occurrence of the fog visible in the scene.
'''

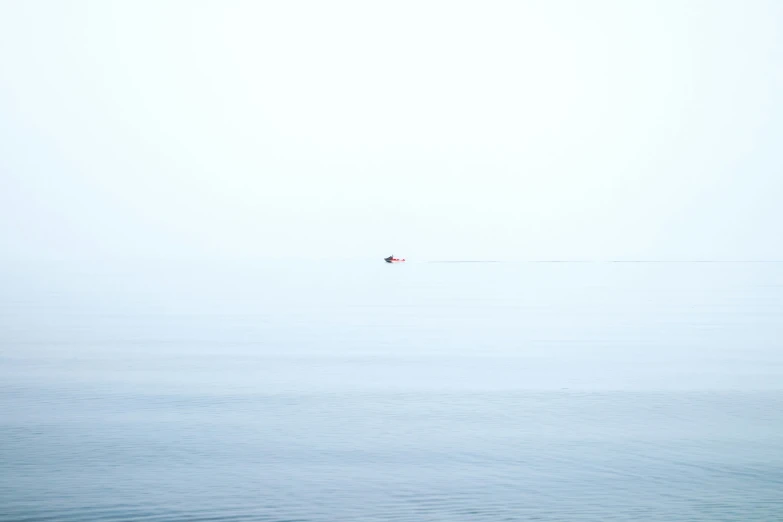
[2,0,782,264]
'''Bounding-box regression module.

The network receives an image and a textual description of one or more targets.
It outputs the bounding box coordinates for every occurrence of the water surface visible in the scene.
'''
[1,261,782,521]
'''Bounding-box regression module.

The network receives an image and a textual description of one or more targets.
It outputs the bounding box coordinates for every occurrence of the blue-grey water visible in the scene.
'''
[1,260,782,521]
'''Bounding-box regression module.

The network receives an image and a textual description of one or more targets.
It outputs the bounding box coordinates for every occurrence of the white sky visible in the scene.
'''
[1,0,782,262]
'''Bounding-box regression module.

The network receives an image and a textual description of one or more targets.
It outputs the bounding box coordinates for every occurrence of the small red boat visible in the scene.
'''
[384,255,405,263]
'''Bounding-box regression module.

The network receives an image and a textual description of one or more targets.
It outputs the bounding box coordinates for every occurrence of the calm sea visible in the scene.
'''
[1,260,782,521]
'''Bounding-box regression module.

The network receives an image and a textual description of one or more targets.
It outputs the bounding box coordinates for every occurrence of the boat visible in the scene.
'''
[384,255,405,263]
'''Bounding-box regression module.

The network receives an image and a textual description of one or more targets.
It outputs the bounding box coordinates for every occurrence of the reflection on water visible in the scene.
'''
[1,261,782,521]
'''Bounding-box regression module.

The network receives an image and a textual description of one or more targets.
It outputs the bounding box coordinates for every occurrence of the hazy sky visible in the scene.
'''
[1,0,781,262]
